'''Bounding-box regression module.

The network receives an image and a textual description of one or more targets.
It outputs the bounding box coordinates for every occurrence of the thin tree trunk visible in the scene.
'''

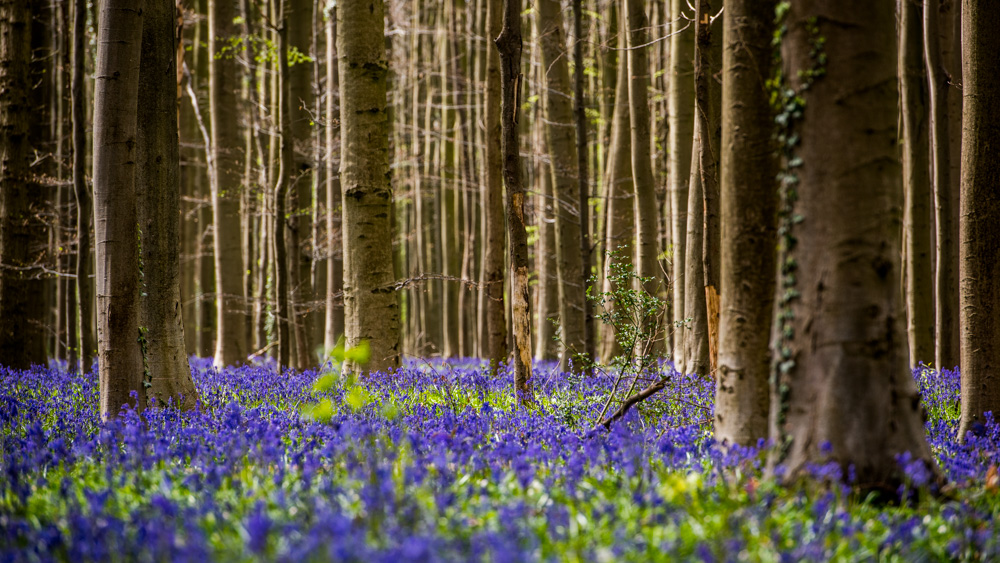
[572,0,595,368]
[768,0,936,487]
[274,1,293,369]
[497,0,533,403]
[483,0,507,369]
[137,0,197,409]
[93,0,146,418]
[324,6,344,352]
[338,0,400,374]
[209,0,247,367]
[957,0,1000,440]
[537,0,587,371]
[71,0,94,372]
[535,126,559,361]
[900,0,934,366]
[715,0,777,447]
[667,0,694,371]
[624,0,662,353]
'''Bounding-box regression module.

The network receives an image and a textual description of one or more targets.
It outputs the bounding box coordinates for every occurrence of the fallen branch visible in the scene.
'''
[595,376,669,431]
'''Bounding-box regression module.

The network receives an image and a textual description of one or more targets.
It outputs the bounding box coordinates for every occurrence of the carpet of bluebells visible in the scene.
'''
[3,358,1000,562]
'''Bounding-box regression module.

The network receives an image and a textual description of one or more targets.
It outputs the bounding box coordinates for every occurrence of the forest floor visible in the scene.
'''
[1,358,998,561]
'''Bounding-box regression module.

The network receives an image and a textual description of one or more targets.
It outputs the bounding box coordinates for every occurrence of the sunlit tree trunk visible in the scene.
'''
[93,0,146,418]
[338,0,400,374]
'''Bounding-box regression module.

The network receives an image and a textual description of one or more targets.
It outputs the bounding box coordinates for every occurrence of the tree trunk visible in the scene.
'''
[768,0,935,488]
[71,0,94,372]
[572,0,595,368]
[624,0,662,353]
[274,1,293,369]
[957,0,1000,440]
[93,0,146,418]
[535,128,559,361]
[324,7,344,352]
[900,0,934,366]
[209,0,247,367]
[715,0,777,447]
[682,147,708,376]
[0,0,47,369]
[667,0,695,371]
[537,0,587,371]
[338,0,400,374]
[496,0,533,404]
[927,0,960,371]
[483,0,507,368]
[137,0,197,409]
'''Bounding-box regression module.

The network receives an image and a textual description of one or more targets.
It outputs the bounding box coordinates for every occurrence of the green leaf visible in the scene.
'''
[312,374,338,394]
[344,386,372,411]
[344,340,371,365]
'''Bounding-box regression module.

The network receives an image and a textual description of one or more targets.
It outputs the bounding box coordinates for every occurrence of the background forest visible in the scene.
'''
[2,0,1000,560]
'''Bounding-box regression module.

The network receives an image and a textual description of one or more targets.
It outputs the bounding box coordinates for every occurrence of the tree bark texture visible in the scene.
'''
[572,0,595,368]
[483,0,507,369]
[72,0,94,372]
[768,0,935,487]
[957,0,1000,440]
[209,0,247,367]
[274,6,293,369]
[324,7,344,352]
[667,0,695,371]
[538,0,587,371]
[0,0,47,369]
[899,0,934,366]
[93,0,146,418]
[624,0,663,353]
[497,0,533,404]
[338,0,401,374]
[715,0,777,447]
[137,0,197,409]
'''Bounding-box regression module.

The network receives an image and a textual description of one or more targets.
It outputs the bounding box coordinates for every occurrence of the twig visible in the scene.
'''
[595,376,669,431]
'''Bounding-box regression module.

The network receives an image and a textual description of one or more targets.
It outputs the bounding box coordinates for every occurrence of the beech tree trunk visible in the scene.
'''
[572,0,594,368]
[137,0,197,409]
[667,0,695,371]
[483,0,507,369]
[496,0,533,403]
[338,0,400,374]
[957,0,1000,440]
[537,0,587,371]
[624,0,662,353]
[209,0,247,367]
[72,0,94,372]
[324,7,344,352]
[768,0,935,487]
[900,0,934,366]
[93,0,146,418]
[715,0,777,447]
[0,0,47,369]
[274,1,293,369]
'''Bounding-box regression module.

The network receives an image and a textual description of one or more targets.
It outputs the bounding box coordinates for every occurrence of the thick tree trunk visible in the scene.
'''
[338,0,400,374]
[209,0,247,367]
[483,0,507,369]
[137,0,197,409]
[624,0,662,353]
[667,0,694,370]
[93,0,146,418]
[900,0,934,366]
[0,0,47,369]
[957,0,1000,440]
[537,0,587,371]
[72,0,94,372]
[715,0,777,447]
[768,0,935,488]
[496,0,533,404]
[324,8,344,352]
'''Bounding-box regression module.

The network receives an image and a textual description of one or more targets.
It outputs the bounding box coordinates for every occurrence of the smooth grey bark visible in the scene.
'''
[537,0,587,371]
[535,132,559,361]
[324,7,344,352]
[0,0,47,369]
[93,0,146,418]
[667,0,694,371]
[768,0,936,488]
[72,0,94,372]
[900,0,934,366]
[715,0,777,447]
[957,0,1000,440]
[338,0,400,374]
[137,0,197,409]
[209,0,247,367]
[624,0,663,354]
